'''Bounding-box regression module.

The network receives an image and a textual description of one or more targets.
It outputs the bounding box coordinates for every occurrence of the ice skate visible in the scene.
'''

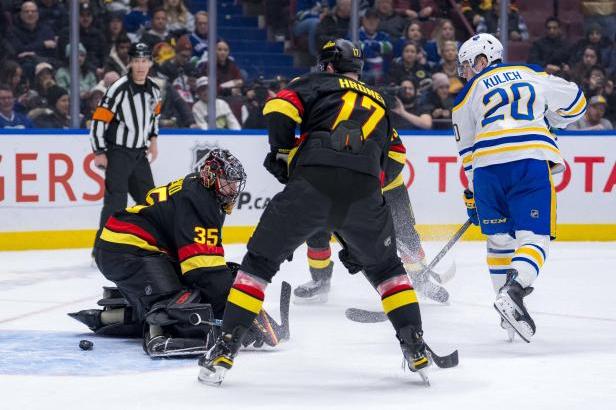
[494,270,536,343]
[198,332,240,385]
[293,278,331,304]
[397,325,431,386]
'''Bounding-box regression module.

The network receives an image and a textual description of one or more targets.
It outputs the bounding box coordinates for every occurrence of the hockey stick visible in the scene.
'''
[345,219,473,324]
[191,281,292,343]
[426,344,459,368]
[419,219,472,284]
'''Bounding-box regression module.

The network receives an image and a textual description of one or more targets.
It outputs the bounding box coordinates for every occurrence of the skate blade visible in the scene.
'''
[197,366,228,386]
[418,369,430,387]
[293,292,328,305]
[494,296,533,343]
[500,319,516,343]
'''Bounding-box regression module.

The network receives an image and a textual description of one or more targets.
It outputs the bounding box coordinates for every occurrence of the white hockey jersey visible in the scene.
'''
[452,64,586,183]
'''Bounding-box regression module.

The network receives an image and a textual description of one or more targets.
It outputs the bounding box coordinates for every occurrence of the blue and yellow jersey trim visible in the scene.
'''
[462,126,560,166]
[556,88,587,118]
[453,63,547,113]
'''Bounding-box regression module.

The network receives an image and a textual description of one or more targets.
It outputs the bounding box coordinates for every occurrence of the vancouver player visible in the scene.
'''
[452,34,586,342]
[70,150,283,356]
[294,141,450,305]
[198,39,431,385]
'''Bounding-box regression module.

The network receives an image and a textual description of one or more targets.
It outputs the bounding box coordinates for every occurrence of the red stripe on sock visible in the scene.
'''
[233,284,264,300]
[307,247,331,260]
[381,284,413,299]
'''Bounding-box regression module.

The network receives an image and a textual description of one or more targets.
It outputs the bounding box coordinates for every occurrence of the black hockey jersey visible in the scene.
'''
[263,72,404,179]
[95,174,227,276]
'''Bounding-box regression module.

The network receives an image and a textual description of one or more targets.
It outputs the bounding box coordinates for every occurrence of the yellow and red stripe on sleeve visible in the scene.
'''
[178,243,226,275]
[99,217,163,253]
[263,89,304,124]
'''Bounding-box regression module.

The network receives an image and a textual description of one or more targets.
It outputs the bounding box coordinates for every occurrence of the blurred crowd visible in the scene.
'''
[1,0,615,131]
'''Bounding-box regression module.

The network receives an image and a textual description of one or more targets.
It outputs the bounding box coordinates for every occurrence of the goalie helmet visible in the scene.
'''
[196,149,246,214]
[317,38,364,75]
[457,33,503,77]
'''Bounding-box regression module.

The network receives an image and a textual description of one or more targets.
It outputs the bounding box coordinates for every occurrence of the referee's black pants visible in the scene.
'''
[98,146,154,232]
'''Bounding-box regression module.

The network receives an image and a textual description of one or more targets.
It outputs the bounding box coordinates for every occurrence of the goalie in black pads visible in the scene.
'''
[69,149,285,357]
[198,39,432,386]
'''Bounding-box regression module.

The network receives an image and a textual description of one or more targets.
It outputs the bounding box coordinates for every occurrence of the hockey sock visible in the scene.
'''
[222,271,268,336]
[377,274,422,330]
[511,231,549,288]
[307,246,333,281]
[486,234,516,293]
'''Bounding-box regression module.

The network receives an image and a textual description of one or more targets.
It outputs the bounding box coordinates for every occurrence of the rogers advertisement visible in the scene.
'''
[0,131,615,233]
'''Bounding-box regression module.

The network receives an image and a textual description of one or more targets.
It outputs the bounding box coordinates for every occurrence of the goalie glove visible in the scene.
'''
[463,189,479,226]
[263,149,290,184]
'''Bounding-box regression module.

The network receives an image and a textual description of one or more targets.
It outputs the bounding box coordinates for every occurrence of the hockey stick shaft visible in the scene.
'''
[420,218,472,276]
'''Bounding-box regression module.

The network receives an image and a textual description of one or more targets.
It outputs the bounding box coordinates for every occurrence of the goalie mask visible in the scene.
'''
[197,149,246,214]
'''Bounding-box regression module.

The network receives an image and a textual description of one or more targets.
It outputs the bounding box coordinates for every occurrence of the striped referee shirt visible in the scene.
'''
[89,74,161,152]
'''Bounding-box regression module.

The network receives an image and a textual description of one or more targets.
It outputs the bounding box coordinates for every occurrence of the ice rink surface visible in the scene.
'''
[1,241,615,410]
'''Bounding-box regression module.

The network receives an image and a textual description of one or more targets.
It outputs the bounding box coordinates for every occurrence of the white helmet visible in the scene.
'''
[457,33,503,77]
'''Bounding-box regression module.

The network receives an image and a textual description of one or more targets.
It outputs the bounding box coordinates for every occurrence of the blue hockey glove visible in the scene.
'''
[463,189,479,226]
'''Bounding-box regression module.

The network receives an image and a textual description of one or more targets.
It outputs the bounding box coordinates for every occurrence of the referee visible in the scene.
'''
[89,42,161,236]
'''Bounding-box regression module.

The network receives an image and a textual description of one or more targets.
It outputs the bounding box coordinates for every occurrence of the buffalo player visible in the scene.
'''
[453,33,586,342]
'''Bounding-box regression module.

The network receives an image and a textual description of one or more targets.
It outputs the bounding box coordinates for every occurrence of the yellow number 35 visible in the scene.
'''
[194,227,219,246]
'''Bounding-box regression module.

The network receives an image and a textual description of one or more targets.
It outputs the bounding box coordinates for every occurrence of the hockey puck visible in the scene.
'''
[79,339,94,351]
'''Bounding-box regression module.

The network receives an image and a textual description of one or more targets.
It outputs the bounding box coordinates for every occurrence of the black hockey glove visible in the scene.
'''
[338,248,363,275]
[463,189,479,226]
[263,150,289,184]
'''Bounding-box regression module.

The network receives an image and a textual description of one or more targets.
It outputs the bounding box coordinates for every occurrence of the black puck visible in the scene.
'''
[79,339,94,350]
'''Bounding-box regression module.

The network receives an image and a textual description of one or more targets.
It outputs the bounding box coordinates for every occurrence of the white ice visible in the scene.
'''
[1,242,615,410]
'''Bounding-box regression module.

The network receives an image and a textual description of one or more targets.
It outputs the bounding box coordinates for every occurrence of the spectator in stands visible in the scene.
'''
[164,0,194,34]
[582,65,607,97]
[125,0,151,39]
[190,11,209,59]
[9,1,58,79]
[527,17,571,75]
[158,35,194,82]
[435,40,463,95]
[200,40,244,96]
[390,79,432,130]
[265,0,291,41]
[59,2,108,74]
[81,82,107,129]
[0,61,26,104]
[105,11,128,52]
[422,72,453,129]
[241,79,271,129]
[315,0,351,51]
[386,41,430,87]
[359,8,393,85]
[32,84,70,128]
[151,76,196,128]
[424,19,458,67]
[572,23,612,66]
[571,45,601,84]
[476,0,528,42]
[392,0,434,21]
[0,84,34,129]
[55,43,97,100]
[582,0,616,42]
[37,0,68,33]
[374,0,408,38]
[394,20,427,62]
[192,76,241,130]
[140,7,172,49]
[460,0,492,30]
[292,1,329,56]
[22,61,56,113]
[568,95,613,130]
[104,34,132,76]
[602,74,616,122]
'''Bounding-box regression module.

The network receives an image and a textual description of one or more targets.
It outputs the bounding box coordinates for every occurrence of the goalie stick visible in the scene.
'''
[344,219,473,323]
[190,281,291,342]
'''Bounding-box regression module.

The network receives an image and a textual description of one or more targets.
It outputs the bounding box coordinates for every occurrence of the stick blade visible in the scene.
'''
[344,308,388,323]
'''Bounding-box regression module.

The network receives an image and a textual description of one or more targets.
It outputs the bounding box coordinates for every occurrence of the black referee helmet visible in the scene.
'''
[317,39,364,76]
[129,42,152,59]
